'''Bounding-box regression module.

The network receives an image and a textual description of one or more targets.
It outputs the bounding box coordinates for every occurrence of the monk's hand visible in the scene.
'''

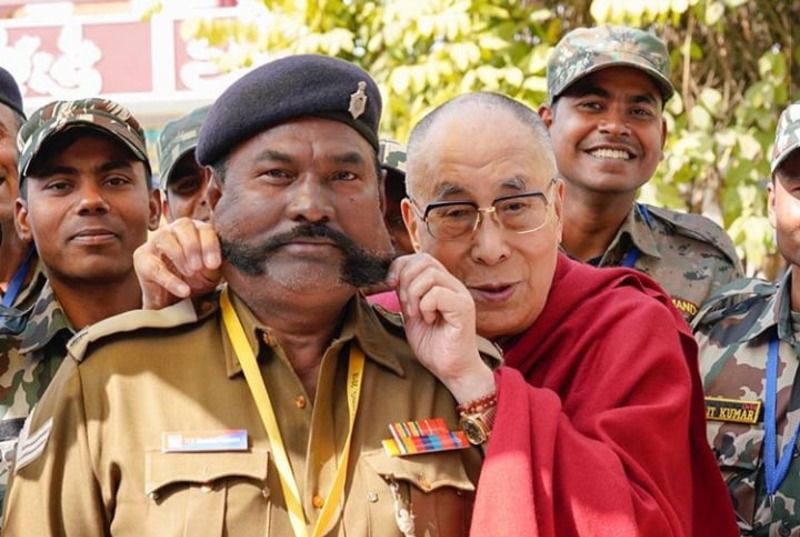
[387,253,495,404]
[133,218,222,310]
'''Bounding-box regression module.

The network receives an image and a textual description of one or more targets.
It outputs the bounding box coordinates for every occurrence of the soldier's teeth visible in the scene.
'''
[589,148,630,160]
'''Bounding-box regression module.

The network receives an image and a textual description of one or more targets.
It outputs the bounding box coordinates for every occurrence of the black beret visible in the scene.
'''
[196,54,381,166]
[0,66,24,119]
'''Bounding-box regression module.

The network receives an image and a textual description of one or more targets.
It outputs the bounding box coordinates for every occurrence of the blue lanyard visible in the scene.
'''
[764,337,800,495]
[1,247,34,308]
[621,247,640,268]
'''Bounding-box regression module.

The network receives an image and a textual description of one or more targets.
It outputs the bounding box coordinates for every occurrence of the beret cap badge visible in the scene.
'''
[349,81,367,120]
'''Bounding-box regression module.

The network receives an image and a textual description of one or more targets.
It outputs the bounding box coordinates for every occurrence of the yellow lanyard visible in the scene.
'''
[220,288,365,537]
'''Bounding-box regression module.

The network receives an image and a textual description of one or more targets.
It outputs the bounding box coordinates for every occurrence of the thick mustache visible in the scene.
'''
[219,223,358,260]
[219,223,393,287]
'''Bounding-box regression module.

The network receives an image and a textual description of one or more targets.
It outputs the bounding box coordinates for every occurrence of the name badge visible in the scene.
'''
[705,397,762,424]
[162,429,249,453]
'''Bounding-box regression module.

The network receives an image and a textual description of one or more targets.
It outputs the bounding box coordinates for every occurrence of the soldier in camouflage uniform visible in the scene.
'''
[0,98,160,509]
[539,25,742,322]
[378,138,412,255]
[693,101,800,535]
[157,104,212,222]
[0,66,44,317]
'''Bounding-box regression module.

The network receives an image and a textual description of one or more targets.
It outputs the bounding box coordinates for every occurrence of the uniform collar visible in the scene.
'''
[18,280,74,354]
[222,287,404,379]
[613,203,662,260]
[739,270,792,343]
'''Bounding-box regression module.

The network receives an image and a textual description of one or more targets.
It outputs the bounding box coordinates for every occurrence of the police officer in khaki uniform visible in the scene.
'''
[157,104,212,222]
[539,26,743,321]
[2,55,498,537]
[693,102,800,535]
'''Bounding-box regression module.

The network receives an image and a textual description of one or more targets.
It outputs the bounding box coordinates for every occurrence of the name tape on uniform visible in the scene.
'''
[705,397,762,424]
[162,429,248,453]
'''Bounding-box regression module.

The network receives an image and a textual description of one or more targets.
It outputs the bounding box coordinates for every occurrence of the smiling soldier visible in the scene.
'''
[538,25,742,322]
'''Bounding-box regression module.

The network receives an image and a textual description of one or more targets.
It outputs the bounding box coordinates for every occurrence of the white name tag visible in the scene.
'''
[162,429,249,453]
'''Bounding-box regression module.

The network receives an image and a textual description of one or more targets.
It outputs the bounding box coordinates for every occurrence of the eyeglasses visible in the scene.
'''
[410,178,557,240]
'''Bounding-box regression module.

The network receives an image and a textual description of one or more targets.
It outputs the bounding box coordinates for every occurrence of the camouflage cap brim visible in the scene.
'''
[550,56,674,104]
[772,102,800,174]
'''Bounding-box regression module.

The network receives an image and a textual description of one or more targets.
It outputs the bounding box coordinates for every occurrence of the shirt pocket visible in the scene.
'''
[709,421,764,526]
[361,449,475,537]
[142,449,270,537]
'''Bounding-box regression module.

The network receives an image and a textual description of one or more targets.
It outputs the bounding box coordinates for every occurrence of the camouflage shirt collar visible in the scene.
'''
[19,280,75,354]
[613,204,662,260]
[737,269,791,344]
[222,289,404,379]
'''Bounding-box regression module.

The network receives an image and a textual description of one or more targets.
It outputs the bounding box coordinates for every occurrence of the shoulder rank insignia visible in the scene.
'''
[705,396,762,424]
[349,81,367,119]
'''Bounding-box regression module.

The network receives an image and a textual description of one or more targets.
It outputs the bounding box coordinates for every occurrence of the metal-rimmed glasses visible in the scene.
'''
[409,178,557,241]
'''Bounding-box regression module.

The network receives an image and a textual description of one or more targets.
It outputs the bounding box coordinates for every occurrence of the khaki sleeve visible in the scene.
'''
[2,358,108,536]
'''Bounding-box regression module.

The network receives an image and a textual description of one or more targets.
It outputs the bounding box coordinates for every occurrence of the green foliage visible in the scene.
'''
[184,0,797,276]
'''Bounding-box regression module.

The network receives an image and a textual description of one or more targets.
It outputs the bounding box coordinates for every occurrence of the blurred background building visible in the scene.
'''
[0,0,245,172]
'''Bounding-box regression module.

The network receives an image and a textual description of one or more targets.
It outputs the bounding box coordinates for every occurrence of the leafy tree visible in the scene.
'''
[164,0,798,276]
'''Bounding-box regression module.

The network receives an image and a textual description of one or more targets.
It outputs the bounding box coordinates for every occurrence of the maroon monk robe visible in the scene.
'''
[470,254,737,536]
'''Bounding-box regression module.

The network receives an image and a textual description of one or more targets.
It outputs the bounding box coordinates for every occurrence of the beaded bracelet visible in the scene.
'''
[456,391,498,415]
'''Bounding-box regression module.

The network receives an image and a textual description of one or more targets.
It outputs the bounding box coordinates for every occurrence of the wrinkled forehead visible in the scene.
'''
[411,138,555,203]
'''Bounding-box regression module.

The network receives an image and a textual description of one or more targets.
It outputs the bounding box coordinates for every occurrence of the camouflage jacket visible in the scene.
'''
[582,203,743,322]
[694,271,800,536]
[0,255,45,315]
[0,280,73,510]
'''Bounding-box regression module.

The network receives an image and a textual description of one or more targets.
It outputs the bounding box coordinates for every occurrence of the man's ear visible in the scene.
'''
[768,179,777,230]
[401,198,421,253]
[538,103,554,129]
[206,166,222,211]
[14,197,32,242]
[148,189,162,231]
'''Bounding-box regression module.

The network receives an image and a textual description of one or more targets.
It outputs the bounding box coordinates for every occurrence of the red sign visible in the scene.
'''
[0,9,246,115]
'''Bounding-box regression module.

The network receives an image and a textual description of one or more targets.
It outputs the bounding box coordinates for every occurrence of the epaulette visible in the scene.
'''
[67,299,199,363]
[690,277,777,330]
[644,205,740,264]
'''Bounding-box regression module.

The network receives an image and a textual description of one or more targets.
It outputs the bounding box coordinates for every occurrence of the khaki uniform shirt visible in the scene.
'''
[694,272,800,535]
[0,280,72,512]
[577,203,743,322]
[3,290,489,537]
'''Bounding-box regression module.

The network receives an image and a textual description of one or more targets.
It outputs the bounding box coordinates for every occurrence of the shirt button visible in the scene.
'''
[148,491,159,501]
[312,495,324,509]
[200,481,214,493]
[295,395,307,409]
[261,332,273,346]
[367,492,379,503]
[418,476,431,491]
[261,488,270,499]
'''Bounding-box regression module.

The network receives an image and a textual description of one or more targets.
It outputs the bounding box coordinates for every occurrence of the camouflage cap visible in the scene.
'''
[547,25,675,104]
[772,102,800,174]
[379,138,407,178]
[157,104,210,190]
[18,98,149,180]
